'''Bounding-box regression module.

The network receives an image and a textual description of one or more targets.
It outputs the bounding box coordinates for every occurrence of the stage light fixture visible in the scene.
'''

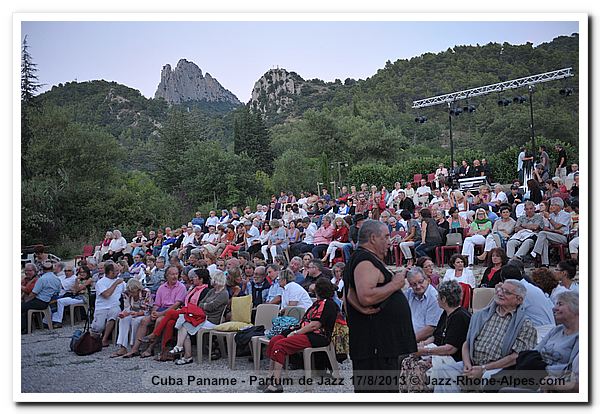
[559,87,574,96]
[415,116,427,123]
[497,98,511,106]
[513,96,527,104]
[449,107,463,116]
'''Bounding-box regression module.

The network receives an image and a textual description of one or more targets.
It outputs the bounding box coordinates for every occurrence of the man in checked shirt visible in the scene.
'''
[432,279,537,392]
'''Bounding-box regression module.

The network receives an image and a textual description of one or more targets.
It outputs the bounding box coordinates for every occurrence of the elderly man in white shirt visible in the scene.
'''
[178,225,196,260]
[490,184,509,210]
[278,269,313,311]
[387,182,404,208]
[205,211,220,229]
[404,267,443,342]
[244,220,262,256]
[200,225,220,256]
[103,229,127,262]
[414,178,432,207]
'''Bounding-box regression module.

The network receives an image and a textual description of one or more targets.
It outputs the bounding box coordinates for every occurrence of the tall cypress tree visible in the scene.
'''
[21,35,42,178]
[233,107,274,174]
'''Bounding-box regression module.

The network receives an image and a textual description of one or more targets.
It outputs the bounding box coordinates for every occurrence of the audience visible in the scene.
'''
[24,170,580,394]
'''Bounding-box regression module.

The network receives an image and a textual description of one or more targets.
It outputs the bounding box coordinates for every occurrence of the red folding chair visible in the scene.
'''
[413,174,423,187]
[75,245,94,262]
[390,231,406,267]
[459,282,473,310]
[436,245,461,267]
[549,243,568,263]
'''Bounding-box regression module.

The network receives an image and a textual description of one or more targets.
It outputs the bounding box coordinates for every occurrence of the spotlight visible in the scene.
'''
[559,88,574,96]
[497,98,511,107]
[450,107,463,116]
[415,116,427,123]
[513,96,527,104]
[463,104,476,113]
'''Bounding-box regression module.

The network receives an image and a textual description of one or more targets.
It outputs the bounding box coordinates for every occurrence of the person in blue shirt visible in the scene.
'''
[21,261,61,334]
[191,211,205,230]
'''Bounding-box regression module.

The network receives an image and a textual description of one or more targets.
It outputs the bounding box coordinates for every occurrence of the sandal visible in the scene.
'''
[122,351,140,359]
[154,352,176,362]
[110,347,128,358]
[169,345,184,355]
[175,357,193,365]
[140,349,154,358]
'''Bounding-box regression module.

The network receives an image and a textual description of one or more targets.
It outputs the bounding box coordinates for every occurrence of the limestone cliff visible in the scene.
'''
[154,59,241,105]
[249,68,306,114]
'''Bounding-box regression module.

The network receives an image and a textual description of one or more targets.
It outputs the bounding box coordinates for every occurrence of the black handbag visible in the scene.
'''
[516,350,548,371]
[234,325,265,347]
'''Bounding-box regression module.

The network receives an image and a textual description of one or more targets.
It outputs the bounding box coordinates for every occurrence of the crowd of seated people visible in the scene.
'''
[21,160,581,393]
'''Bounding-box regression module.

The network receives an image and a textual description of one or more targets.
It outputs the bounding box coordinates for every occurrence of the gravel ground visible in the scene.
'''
[21,262,571,394]
[20,323,355,393]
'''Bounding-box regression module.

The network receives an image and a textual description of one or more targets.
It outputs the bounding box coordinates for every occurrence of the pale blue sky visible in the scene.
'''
[21,21,579,102]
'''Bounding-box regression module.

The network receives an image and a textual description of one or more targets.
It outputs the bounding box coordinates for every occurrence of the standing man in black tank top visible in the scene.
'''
[344,219,417,392]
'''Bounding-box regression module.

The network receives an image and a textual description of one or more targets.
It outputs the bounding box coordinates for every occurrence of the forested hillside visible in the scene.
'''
[21,34,580,255]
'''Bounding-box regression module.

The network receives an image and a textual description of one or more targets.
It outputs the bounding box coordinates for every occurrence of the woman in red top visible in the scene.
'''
[478,247,508,288]
[220,224,245,258]
[322,216,350,267]
[260,278,338,393]
[21,263,38,302]
[94,231,113,262]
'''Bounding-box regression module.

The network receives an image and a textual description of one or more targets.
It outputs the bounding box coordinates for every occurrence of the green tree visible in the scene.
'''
[271,149,320,194]
[180,141,263,208]
[21,35,42,178]
[233,107,274,174]
[154,109,198,192]
[23,106,124,244]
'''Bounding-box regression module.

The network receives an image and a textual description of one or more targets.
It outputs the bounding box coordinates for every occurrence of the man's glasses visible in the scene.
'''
[496,287,520,297]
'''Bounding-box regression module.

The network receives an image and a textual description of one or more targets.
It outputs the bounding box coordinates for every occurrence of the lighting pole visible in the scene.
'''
[528,85,535,151]
[448,102,454,172]
[330,161,348,193]
[330,181,337,199]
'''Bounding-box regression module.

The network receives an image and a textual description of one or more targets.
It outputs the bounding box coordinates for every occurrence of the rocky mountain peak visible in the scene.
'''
[250,68,304,114]
[154,59,240,105]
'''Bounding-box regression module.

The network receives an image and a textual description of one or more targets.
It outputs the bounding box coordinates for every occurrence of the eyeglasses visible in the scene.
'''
[496,287,520,297]
[408,278,426,288]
